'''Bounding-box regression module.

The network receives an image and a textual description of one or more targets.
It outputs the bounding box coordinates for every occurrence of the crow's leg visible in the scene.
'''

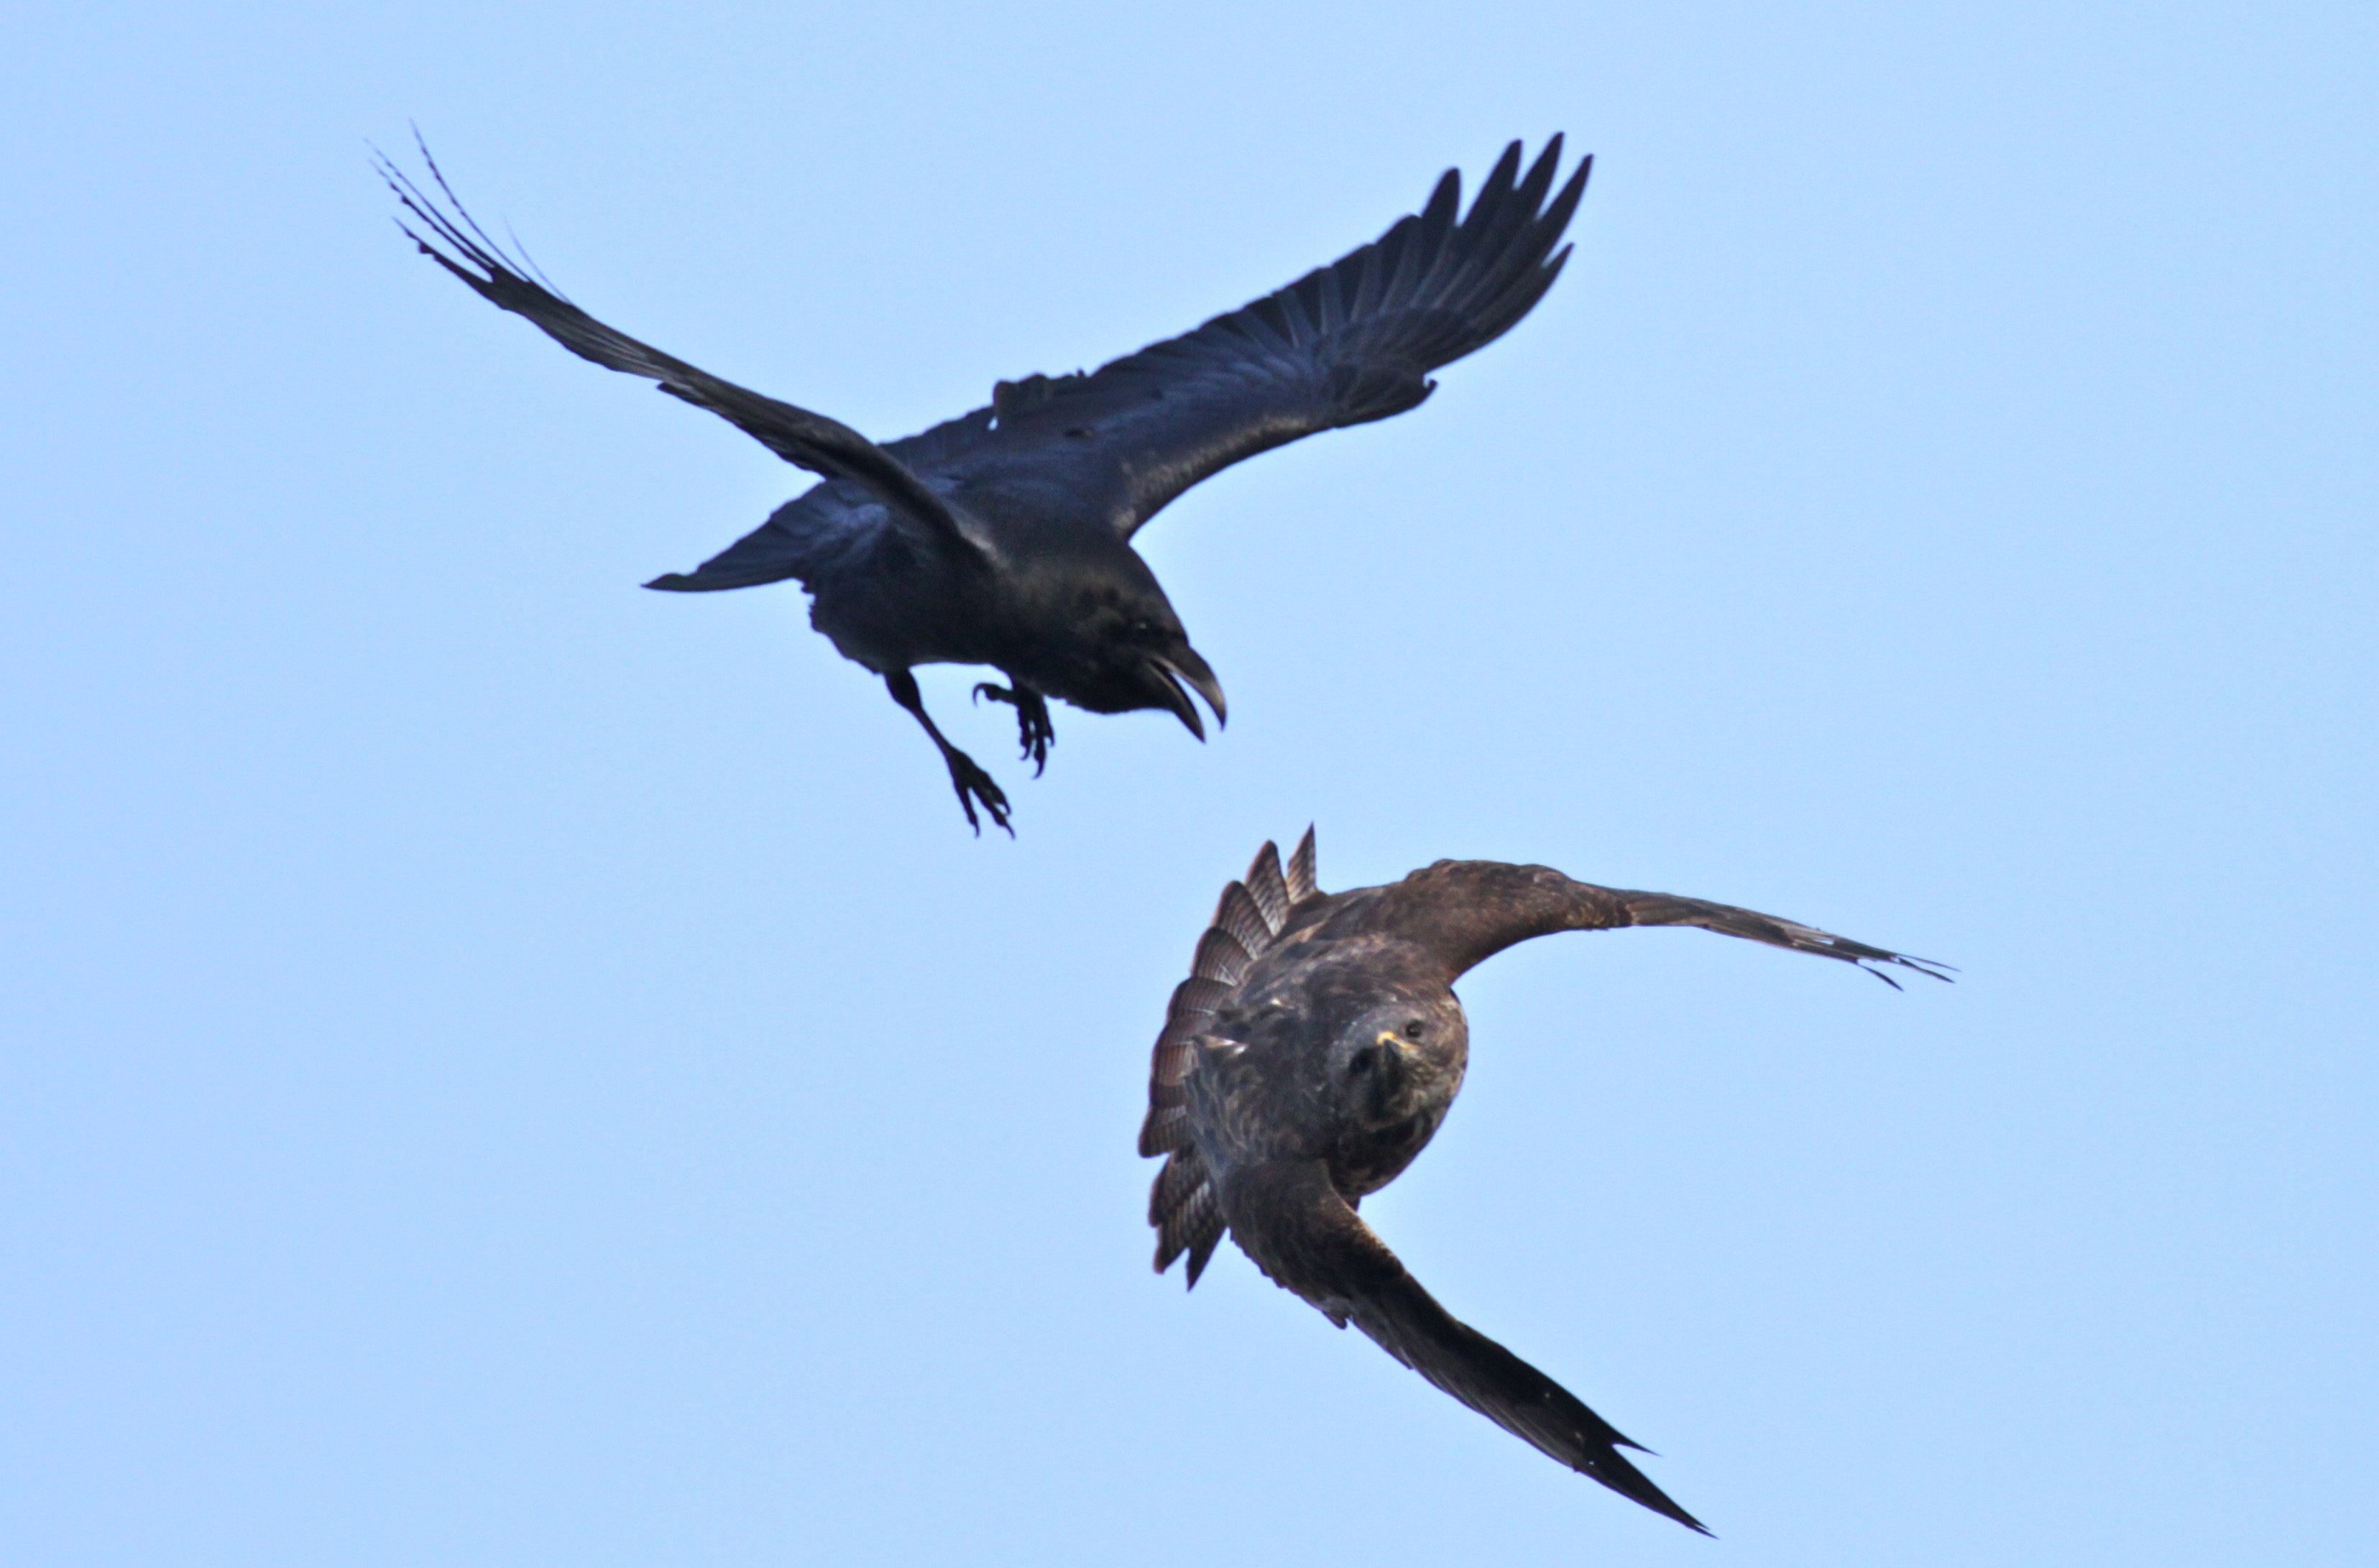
[885,670,1013,836]
[972,680,1055,775]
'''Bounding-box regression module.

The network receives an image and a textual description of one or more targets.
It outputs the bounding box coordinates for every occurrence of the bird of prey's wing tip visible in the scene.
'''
[1877,952,1957,985]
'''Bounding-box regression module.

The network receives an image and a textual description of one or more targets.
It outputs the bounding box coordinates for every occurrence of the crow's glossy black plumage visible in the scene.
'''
[1141,830,1948,1533]
[383,137,1590,831]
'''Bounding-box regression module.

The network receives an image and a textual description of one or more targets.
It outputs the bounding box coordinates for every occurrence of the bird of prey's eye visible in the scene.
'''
[1404,1020,1425,1040]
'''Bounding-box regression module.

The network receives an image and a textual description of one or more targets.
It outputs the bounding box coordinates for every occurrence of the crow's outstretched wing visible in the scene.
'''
[380,142,979,564]
[1226,1159,1709,1534]
[966,138,1591,538]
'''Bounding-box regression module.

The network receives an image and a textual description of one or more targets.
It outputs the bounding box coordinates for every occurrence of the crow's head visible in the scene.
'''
[1045,562,1227,737]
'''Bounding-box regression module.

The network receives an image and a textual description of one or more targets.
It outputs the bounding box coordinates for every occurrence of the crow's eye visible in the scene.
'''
[1404,1021,1425,1040]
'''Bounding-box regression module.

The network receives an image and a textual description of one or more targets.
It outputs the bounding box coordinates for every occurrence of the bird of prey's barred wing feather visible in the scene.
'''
[970,137,1591,537]
[1226,1158,1711,1535]
[376,140,978,563]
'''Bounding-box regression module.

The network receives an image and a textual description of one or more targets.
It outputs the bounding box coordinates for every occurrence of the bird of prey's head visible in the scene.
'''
[1327,992,1470,1132]
[1039,564,1227,738]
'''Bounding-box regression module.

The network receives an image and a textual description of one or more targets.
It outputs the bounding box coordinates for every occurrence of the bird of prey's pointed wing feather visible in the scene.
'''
[970,138,1591,538]
[378,142,979,564]
[1226,1158,1711,1535]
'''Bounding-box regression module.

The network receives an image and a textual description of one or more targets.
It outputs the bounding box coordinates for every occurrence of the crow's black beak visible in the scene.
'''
[1149,651,1228,740]
[1171,647,1228,730]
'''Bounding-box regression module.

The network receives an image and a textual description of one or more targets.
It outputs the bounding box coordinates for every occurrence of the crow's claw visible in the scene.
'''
[943,747,1014,837]
[973,681,1056,775]
[887,668,1016,836]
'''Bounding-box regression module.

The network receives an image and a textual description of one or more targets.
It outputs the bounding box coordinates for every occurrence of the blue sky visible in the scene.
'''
[5,2,2374,1562]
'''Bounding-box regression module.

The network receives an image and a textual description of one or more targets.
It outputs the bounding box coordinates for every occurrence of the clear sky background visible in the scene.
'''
[5,2,2373,1563]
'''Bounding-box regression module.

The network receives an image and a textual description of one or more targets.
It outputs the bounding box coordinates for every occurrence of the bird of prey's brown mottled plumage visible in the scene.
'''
[381,137,1589,834]
[1140,830,1948,1534]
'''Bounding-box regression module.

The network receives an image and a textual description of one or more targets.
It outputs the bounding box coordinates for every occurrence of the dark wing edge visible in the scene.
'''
[376,134,981,567]
[1613,890,1956,990]
[1227,1160,1711,1535]
[1142,833,1325,1286]
[980,138,1591,537]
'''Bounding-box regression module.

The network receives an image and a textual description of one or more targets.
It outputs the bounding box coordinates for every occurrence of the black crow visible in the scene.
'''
[382,138,1591,831]
[1141,830,1948,1531]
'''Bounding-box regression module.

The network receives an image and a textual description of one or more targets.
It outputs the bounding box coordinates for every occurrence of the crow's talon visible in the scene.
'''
[887,669,1016,837]
[945,751,1013,837]
[972,681,1055,775]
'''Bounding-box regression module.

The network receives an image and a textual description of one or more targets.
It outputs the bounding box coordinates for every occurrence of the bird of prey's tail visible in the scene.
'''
[1141,831,1321,1285]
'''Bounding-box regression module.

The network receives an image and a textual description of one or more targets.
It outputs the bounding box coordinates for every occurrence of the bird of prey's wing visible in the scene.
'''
[1365,859,1955,989]
[1605,889,1954,987]
[1226,1158,1711,1536]
[378,142,978,562]
[968,137,1591,538]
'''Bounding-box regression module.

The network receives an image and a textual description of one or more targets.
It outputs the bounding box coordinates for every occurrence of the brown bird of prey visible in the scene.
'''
[1140,830,1947,1533]
[382,137,1589,834]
